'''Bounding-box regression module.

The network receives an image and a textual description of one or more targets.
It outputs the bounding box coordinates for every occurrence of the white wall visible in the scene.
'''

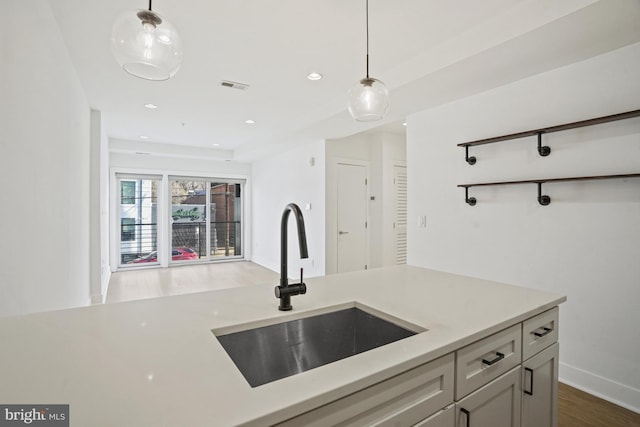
[0,1,91,317]
[110,145,251,176]
[407,43,640,411]
[90,111,111,304]
[100,119,111,299]
[251,139,326,282]
[325,132,406,273]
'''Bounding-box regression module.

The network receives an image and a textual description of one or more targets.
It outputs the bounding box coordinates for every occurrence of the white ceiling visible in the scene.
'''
[47,0,640,162]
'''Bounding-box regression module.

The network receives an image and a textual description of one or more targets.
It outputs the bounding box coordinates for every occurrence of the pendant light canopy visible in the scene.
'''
[347,0,389,121]
[111,0,183,81]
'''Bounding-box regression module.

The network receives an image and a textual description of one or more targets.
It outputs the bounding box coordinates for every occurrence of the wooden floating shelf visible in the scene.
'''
[458,110,640,147]
[458,173,640,206]
[458,109,640,164]
[458,173,640,188]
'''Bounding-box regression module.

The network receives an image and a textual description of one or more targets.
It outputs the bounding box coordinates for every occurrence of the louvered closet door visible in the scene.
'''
[394,165,407,265]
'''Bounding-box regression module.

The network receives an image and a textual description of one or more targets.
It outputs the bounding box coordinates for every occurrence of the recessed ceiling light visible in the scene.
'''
[212,143,220,147]
[307,72,323,81]
[402,122,407,126]
[245,119,256,124]
[144,103,158,109]
[140,135,149,139]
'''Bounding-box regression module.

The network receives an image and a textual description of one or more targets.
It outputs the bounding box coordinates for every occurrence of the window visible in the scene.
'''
[121,218,135,242]
[121,181,136,205]
[117,175,160,266]
[115,173,244,268]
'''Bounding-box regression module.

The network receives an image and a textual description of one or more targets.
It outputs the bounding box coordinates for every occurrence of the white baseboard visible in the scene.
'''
[560,362,640,413]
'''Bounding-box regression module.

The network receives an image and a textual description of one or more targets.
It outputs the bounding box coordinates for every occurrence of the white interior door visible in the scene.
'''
[394,165,408,265]
[337,163,368,273]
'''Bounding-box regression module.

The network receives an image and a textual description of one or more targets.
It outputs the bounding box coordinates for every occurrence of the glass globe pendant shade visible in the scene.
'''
[111,9,183,81]
[347,77,390,122]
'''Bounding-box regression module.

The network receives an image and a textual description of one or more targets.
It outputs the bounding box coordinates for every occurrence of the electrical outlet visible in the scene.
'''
[418,215,427,228]
[299,258,314,269]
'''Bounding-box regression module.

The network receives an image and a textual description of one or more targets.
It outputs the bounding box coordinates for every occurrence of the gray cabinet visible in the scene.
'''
[274,307,560,427]
[456,367,522,427]
[276,353,454,426]
[522,327,559,427]
[414,405,455,427]
[453,307,560,427]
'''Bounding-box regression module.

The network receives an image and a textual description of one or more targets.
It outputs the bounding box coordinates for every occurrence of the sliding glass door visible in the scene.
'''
[114,174,243,268]
[170,178,243,264]
[210,182,242,259]
[170,179,206,264]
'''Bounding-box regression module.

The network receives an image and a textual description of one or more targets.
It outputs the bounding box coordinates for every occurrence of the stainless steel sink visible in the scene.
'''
[213,306,420,387]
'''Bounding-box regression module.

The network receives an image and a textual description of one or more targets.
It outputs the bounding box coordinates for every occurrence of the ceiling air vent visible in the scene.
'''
[220,80,250,90]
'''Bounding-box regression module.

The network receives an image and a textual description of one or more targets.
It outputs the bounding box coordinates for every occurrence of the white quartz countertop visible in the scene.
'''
[0,266,565,426]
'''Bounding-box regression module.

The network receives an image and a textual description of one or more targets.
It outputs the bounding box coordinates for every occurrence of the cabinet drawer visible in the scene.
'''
[522,307,558,360]
[276,353,454,427]
[455,324,521,399]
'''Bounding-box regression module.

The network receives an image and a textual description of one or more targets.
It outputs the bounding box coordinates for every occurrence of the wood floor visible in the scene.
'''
[107,263,639,426]
[559,383,639,427]
[106,261,278,304]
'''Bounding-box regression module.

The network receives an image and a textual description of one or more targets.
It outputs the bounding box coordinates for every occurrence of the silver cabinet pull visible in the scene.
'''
[338,231,349,235]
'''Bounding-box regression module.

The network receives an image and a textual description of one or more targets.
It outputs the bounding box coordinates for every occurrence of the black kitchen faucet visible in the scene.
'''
[274,203,308,311]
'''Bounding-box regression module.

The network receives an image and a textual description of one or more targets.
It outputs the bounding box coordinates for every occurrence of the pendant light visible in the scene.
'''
[111,0,183,81]
[347,0,389,121]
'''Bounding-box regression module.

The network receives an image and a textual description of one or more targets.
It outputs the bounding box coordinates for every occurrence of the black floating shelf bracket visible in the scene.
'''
[537,183,551,206]
[537,132,551,157]
[465,146,476,165]
[465,187,476,206]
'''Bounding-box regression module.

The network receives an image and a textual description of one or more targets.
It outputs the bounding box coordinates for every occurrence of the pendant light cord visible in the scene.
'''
[148,0,152,11]
[365,0,370,79]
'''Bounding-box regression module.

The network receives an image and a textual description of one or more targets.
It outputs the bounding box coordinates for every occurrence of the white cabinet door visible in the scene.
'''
[522,343,559,427]
[414,405,455,427]
[456,367,521,427]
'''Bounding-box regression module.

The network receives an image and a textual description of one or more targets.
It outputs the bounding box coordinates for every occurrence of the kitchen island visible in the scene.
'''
[0,266,565,426]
